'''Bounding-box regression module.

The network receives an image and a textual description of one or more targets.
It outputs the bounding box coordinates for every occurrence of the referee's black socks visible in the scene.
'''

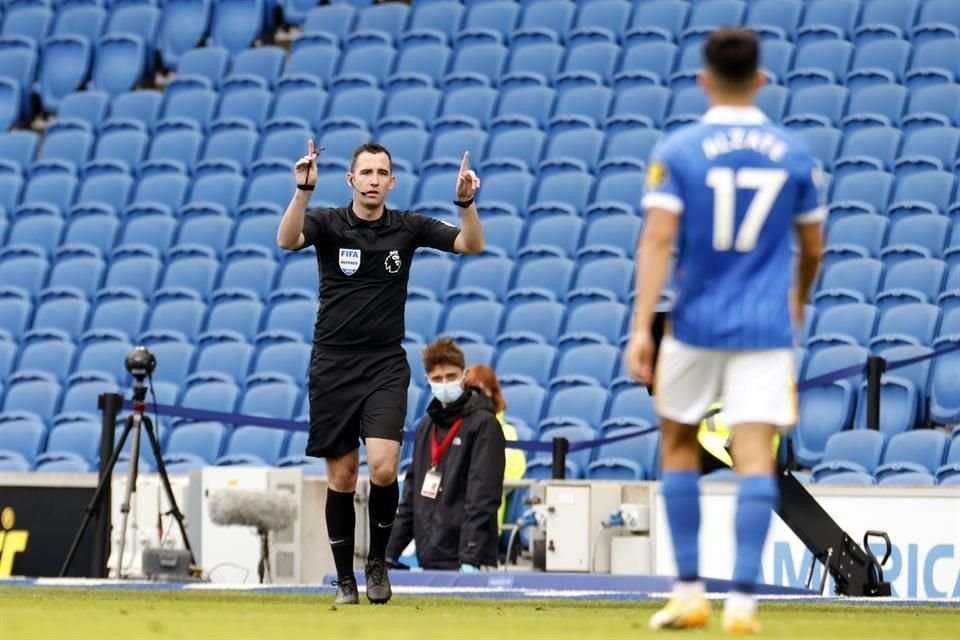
[326,488,356,580]
[367,480,399,562]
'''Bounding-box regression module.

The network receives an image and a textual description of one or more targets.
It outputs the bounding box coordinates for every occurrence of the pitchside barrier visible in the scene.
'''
[109,339,960,476]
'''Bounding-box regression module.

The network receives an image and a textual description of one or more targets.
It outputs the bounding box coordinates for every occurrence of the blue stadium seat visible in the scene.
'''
[160,244,220,300]
[506,42,562,85]
[230,45,284,90]
[610,85,670,129]
[799,0,860,41]
[192,331,253,384]
[830,171,894,217]
[37,420,101,468]
[442,300,503,344]
[218,245,277,301]
[37,34,92,111]
[163,421,227,467]
[562,301,627,346]
[516,0,575,42]
[877,259,947,310]
[180,372,241,416]
[209,0,264,55]
[523,216,583,260]
[409,0,463,40]
[449,255,514,302]
[906,84,960,130]
[541,385,609,432]
[109,89,162,131]
[216,423,288,467]
[811,430,886,482]
[408,253,455,301]
[486,128,545,174]
[87,287,147,341]
[788,40,853,90]
[391,43,451,88]
[145,288,206,342]
[7,206,62,255]
[263,289,316,342]
[355,1,408,44]
[56,371,118,423]
[786,86,848,129]
[815,258,885,308]
[285,37,339,88]
[0,46,36,120]
[885,216,950,263]
[496,343,557,389]
[511,256,575,302]
[499,301,565,346]
[871,303,941,350]
[140,330,195,387]
[930,336,960,424]
[52,4,106,44]
[0,245,49,299]
[46,244,105,300]
[176,46,229,89]
[90,33,145,97]
[31,287,89,340]
[253,332,310,380]
[551,344,619,388]
[856,0,919,41]
[852,375,919,436]
[16,328,75,382]
[105,242,162,297]
[793,368,857,469]
[936,436,960,485]
[56,90,108,131]
[463,1,519,40]
[875,430,947,483]
[847,40,911,89]
[824,215,888,269]
[796,127,841,169]
[74,330,132,383]
[302,2,355,40]
[0,416,45,469]
[404,299,442,344]
[746,0,803,38]
[0,371,62,427]
[808,303,879,349]
[570,257,633,303]
[35,126,93,175]
[835,127,902,177]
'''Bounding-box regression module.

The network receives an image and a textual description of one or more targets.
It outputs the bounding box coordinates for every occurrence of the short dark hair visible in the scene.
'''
[350,143,393,173]
[422,338,465,373]
[703,28,759,88]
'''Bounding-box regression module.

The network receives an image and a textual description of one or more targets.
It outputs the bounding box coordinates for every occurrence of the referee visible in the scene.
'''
[276,141,484,605]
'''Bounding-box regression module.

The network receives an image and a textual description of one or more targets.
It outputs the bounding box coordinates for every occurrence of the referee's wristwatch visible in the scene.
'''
[453,197,474,208]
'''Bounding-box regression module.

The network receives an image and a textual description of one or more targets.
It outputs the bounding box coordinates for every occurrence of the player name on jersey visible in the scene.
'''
[702,128,788,162]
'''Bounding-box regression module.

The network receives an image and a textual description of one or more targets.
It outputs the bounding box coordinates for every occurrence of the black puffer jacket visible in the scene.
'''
[386,388,506,569]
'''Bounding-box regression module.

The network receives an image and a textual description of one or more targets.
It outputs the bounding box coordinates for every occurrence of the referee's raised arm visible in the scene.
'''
[276,139,318,250]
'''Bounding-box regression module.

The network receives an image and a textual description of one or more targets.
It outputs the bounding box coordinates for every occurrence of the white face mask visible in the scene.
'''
[430,377,464,405]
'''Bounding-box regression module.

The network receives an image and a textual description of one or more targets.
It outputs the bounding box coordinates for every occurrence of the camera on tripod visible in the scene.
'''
[124,346,156,380]
[61,345,200,580]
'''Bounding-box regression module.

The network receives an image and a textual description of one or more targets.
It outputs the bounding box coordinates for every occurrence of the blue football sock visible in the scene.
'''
[733,474,779,593]
[662,470,701,582]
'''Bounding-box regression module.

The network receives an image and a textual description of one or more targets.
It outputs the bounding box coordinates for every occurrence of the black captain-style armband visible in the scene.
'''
[453,197,474,208]
[297,183,315,191]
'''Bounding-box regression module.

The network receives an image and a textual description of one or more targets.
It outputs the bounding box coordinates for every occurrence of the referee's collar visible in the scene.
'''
[702,106,768,125]
[346,204,392,228]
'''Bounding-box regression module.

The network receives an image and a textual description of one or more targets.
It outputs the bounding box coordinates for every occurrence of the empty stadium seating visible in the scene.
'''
[0,0,957,484]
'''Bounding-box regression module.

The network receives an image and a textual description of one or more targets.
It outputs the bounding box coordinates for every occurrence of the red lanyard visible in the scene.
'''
[431,418,464,468]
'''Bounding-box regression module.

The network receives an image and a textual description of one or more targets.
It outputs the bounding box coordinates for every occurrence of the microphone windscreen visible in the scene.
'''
[208,489,297,532]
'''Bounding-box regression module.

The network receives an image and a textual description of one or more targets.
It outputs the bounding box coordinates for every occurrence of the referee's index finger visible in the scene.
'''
[459,150,470,173]
[307,139,314,156]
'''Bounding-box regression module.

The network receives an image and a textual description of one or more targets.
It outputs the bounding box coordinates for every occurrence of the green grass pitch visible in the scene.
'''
[2,587,957,640]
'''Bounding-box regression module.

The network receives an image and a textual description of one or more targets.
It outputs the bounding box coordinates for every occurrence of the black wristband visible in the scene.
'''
[297,183,315,191]
[453,197,474,208]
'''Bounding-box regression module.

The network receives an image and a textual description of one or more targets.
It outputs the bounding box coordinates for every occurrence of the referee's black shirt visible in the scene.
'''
[299,205,460,351]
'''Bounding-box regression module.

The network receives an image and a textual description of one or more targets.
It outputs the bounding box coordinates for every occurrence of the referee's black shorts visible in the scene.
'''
[305,347,409,459]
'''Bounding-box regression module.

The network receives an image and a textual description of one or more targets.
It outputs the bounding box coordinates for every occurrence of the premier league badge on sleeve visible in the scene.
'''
[384,250,402,274]
[339,248,361,276]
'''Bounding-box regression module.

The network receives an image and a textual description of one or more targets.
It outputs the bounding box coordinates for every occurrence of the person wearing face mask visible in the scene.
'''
[462,364,527,529]
[385,338,506,572]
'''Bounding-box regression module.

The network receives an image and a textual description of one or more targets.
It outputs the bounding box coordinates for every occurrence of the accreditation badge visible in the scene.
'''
[421,468,442,499]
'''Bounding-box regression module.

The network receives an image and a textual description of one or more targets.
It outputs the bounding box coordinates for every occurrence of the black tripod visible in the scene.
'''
[60,375,198,578]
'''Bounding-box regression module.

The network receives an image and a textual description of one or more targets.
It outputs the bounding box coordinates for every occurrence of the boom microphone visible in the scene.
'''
[208,489,297,533]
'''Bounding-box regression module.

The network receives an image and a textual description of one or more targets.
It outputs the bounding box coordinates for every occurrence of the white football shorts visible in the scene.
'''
[654,335,798,430]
